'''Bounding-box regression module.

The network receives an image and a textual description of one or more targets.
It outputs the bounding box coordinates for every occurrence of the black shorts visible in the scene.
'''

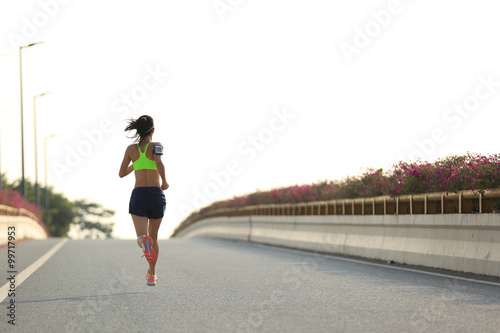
[129,187,166,219]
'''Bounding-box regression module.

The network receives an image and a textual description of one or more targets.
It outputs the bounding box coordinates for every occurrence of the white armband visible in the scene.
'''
[153,145,163,155]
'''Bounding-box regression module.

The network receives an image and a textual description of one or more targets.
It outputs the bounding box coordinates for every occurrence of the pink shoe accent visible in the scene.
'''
[141,235,157,265]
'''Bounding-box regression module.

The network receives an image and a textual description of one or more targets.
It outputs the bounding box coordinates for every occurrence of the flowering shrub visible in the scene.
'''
[387,153,500,195]
[196,153,500,215]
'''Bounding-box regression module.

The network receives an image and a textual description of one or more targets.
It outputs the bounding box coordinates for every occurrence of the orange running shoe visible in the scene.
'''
[141,235,157,265]
[146,270,157,286]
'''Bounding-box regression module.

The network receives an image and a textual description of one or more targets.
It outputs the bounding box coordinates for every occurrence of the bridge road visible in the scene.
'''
[1,237,500,332]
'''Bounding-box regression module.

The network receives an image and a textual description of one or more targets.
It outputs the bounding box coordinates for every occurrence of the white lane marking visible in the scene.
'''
[0,238,68,304]
[253,242,500,287]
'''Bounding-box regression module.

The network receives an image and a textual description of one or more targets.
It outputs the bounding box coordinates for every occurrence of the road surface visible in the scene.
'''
[1,238,500,332]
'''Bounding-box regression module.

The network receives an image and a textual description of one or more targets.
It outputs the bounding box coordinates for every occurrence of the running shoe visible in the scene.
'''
[141,235,157,265]
[146,270,157,286]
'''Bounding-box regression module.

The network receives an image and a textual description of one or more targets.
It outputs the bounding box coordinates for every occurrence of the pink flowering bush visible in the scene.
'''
[195,153,500,214]
[387,153,500,195]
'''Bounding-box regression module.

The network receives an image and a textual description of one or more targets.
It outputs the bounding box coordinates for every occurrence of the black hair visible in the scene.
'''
[124,115,154,144]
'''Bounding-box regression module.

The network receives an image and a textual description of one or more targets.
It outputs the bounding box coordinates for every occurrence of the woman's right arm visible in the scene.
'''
[119,146,133,178]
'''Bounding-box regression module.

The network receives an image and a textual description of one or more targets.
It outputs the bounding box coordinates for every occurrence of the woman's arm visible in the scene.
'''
[119,147,133,178]
[154,146,169,190]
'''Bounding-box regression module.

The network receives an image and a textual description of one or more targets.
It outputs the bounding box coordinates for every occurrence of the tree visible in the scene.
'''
[45,191,76,237]
[73,199,115,239]
[2,175,76,237]
[1,175,116,238]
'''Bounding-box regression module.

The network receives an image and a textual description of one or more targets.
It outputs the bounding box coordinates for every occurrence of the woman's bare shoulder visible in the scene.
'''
[125,144,138,153]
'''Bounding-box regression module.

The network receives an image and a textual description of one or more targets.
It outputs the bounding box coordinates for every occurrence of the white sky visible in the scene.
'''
[1,0,499,239]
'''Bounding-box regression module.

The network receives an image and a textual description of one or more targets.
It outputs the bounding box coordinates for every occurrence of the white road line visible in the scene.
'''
[253,243,500,287]
[0,238,68,304]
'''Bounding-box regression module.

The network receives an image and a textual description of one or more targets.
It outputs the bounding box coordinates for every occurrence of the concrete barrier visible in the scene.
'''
[0,215,49,246]
[175,216,251,242]
[175,214,500,277]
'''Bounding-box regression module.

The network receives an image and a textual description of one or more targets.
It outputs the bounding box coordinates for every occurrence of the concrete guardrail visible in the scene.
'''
[0,204,49,246]
[175,213,500,277]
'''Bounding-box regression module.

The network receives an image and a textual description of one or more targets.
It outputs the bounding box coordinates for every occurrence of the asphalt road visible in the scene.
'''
[1,238,500,333]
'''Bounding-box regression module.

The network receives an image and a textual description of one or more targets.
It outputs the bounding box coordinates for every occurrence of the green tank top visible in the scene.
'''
[133,142,157,171]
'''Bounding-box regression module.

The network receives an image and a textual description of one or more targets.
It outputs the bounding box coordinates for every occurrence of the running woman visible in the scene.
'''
[119,115,169,286]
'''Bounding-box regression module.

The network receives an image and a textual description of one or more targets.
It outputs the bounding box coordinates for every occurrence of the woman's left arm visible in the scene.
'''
[119,147,133,178]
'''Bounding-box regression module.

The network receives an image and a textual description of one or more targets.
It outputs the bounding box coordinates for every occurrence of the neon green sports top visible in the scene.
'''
[133,142,157,171]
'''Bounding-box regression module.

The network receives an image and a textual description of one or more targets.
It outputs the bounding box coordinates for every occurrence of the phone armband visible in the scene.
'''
[153,145,163,155]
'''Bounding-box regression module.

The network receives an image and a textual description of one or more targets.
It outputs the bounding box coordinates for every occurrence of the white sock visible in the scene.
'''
[137,236,144,249]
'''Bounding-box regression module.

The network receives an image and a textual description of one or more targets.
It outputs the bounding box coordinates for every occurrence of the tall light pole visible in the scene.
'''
[33,91,52,207]
[44,134,58,222]
[0,110,3,190]
[0,118,2,190]
[20,41,44,198]
[0,54,11,190]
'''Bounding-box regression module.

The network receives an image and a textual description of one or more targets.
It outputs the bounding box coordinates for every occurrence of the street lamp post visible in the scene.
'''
[0,110,3,190]
[34,91,52,207]
[44,134,57,223]
[0,120,2,190]
[0,54,9,189]
[19,41,44,198]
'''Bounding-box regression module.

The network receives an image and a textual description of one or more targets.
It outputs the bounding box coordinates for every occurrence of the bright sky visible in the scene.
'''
[1,0,499,239]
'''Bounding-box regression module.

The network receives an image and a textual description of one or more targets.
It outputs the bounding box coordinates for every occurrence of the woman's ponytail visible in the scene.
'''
[124,115,154,144]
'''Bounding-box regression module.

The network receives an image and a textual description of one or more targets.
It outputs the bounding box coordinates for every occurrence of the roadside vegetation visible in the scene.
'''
[0,175,115,238]
[195,153,500,214]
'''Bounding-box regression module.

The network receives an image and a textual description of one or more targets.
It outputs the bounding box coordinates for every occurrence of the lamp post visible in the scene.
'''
[0,110,3,190]
[44,134,58,223]
[0,124,2,190]
[33,91,52,207]
[19,41,44,198]
[1,54,11,190]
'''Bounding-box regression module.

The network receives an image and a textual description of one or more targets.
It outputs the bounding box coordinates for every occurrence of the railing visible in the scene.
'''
[0,204,50,237]
[174,188,500,235]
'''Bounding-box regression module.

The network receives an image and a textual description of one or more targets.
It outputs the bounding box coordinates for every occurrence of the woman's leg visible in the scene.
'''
[131,214,149,248]
[147,217,163,275]
[132,214,158,278]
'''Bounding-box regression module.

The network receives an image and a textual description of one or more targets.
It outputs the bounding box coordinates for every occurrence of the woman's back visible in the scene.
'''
[128,141,162,188]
